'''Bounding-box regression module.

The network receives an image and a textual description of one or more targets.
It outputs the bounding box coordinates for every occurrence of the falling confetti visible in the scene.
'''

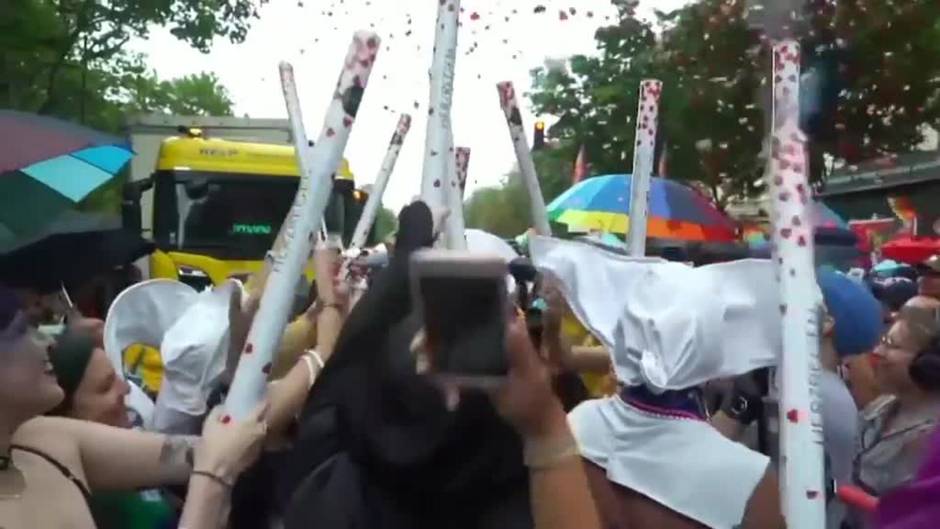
[534,5,546,14]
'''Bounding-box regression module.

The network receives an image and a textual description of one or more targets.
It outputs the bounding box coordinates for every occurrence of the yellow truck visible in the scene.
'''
[123,127,370,291]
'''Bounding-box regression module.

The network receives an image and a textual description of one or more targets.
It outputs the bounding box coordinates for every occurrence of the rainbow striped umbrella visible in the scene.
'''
[547,174,737,242]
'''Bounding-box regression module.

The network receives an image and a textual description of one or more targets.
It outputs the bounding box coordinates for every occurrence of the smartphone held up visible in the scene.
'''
[410,250,511,387]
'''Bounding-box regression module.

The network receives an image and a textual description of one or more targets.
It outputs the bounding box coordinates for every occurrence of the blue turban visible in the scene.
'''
[818,269,884,358]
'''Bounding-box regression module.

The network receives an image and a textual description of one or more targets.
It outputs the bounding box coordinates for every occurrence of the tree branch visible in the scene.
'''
[37,0,96,113]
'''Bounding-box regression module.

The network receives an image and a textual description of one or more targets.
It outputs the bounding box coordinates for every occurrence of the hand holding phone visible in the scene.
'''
[410,250,510,386]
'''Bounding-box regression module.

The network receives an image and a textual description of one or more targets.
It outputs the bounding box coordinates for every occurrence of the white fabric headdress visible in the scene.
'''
[466,229,519,293]
[530,236,781,391]
[531,237,777,528]
[104,279,241,431]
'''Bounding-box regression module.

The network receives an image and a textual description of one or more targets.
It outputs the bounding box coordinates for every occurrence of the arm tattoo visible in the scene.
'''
[159,435,198,470]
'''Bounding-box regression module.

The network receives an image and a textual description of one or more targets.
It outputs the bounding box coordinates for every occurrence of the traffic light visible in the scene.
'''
[342,187,371,247]
[533,120,546,150]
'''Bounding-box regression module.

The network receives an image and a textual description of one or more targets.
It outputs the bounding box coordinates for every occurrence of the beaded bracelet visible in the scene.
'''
[301,349,325,388]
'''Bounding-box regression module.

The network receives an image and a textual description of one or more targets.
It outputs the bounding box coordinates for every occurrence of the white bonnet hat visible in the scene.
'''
[530,237,781,392]
[465,229,519,293]
[104,279,241,430]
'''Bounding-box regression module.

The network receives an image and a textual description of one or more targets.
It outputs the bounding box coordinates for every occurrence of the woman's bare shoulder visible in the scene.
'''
[11,417,86,472]
[15,416,72,438]
[13,416,100,450]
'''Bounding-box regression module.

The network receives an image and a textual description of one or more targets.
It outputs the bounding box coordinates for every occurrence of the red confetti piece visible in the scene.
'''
[326,128,335,137]
[797,235,808,247]
[470,11,480,20]
[343,116,353,128]
[245,343,253,354]
[221,414,232,424]
[806,490,820,500]
[791,215,801,226]
[786,409,799,423]
[780,228,792,239]
[559,10,568,20]
[262,362,272,375]
[434,179,441,187]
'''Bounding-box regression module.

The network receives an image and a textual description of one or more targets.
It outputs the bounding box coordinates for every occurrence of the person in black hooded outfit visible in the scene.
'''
[229,202,534,529]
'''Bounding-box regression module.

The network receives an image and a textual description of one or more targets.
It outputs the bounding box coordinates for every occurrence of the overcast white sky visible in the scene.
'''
[135,0,690,211]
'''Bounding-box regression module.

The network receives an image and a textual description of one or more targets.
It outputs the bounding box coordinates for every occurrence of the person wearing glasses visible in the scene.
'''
[851,305,940,526]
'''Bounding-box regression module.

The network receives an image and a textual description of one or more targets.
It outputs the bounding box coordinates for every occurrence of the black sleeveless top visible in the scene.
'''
[12,444,92,503]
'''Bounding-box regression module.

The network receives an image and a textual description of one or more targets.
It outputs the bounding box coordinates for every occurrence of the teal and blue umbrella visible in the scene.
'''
[547,174,737,242]
[0,111,133,248]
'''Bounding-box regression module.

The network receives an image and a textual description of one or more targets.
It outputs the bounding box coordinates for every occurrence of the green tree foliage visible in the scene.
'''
[519,0,940,209]
[654,0,766,206]
[124,72,235,117]
[801,0,940,166]
[465,148,574,237]
[374,207,398,243]
[0,0,263,115]
[527,2,658,180]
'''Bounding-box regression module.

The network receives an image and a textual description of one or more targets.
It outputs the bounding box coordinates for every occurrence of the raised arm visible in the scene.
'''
[493,319,602,529]
[540,290,611,374]
[55,416,197,490]
[177,405,267,529]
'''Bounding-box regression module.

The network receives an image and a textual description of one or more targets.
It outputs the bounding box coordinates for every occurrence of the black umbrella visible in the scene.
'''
[0,211,154,293]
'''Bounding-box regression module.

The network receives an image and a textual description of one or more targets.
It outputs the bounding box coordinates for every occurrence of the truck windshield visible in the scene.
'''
[153,170,348,260]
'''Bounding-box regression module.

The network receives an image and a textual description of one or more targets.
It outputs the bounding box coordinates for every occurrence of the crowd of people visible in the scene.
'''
[1,200,939,529]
